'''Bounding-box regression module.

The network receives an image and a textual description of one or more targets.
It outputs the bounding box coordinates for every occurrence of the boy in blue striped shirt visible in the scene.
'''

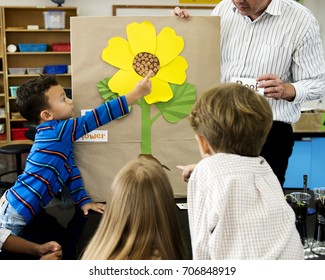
[0,73,152,244]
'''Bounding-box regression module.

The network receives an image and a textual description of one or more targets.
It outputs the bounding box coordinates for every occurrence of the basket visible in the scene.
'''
[27,67,44,74]
[18,44,47,52]
[52,43,70,52]
[11,128,29,140]
[8,68,26,75]
[44,64,68,74]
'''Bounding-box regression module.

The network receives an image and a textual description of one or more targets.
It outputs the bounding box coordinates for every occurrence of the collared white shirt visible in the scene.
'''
[212,0,325,123]
[188,153,304,259]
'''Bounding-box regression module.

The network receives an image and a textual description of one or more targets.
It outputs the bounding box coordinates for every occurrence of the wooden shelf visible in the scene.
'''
[10,119,26,122]
[5,29,70,32]
[8,74,71,78]
[0,6,77,144]
[7,52,71,55]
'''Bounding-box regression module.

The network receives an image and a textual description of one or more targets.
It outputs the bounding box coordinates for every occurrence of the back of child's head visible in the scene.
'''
[81,155,186,260]
[189,83,273,156]
[16,75,59,125]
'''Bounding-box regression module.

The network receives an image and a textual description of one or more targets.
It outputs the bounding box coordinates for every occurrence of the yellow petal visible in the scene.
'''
[155,56,188,85]
[156,27,184,67]
[126,21,156,56]
[108,70,142,96]
[102,37,134,71]
[144,78,173,104]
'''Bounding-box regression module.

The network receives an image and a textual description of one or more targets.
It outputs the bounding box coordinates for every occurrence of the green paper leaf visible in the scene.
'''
[97,77,119,101]
[97,77,131,115]
[155,82,196,123]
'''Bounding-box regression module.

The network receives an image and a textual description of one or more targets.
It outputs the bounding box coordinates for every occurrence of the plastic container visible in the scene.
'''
[11,128,29,140]
[52,43,70,52]
[8,68,26,75]
[9,86,19,97]
[27,67,44,74]
[43,11,66,29]
[44,64,68,74]
[18,44,47,52]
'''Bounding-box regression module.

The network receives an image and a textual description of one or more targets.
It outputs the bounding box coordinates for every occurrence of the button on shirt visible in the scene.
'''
[212,0,325,123]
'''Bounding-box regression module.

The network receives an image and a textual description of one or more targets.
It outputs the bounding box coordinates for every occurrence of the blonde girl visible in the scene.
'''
[81,156,186,260]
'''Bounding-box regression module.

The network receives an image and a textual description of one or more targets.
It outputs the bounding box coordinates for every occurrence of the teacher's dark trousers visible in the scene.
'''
[260,121,294,188]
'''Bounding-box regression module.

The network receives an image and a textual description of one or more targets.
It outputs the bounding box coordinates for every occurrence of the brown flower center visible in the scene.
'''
[133,52,160,77]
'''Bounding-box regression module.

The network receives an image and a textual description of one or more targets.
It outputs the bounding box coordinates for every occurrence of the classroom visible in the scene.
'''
[1,0,325,272]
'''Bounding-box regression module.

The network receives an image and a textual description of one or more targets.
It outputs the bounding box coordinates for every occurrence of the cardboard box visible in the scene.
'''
[292,111,325,132]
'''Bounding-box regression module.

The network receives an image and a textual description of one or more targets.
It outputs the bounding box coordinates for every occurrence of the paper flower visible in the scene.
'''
[102,21,188,104]
[98,21,196,156]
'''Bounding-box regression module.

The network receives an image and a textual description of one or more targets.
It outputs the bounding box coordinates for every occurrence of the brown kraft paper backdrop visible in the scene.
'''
[70,16,220,201]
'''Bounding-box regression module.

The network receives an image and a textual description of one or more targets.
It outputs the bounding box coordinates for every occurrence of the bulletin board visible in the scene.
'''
[71,16,220,201]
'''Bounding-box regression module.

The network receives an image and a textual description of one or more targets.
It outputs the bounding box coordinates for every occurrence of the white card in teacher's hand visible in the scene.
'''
[230,77,264,95]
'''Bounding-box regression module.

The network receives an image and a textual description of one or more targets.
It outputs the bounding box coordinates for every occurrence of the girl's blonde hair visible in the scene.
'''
[81,156,186,260]
[189,83,273,156]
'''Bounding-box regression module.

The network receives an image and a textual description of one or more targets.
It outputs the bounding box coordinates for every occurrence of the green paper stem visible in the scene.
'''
[138,99,162,154]
[140,98,152,154]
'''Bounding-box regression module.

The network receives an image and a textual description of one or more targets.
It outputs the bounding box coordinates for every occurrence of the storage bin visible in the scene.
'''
[8,68,26,75]
[43,11,66,29]
[27,67,44,74]
[11,128,29,140]
[18,44,47,52]
[9,86,19,97]
[52,43,70,52]
[44,64,68,74]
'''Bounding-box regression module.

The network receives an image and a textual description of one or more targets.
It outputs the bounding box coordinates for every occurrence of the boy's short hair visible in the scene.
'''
[189,83,273,157]
[16,75,59,124]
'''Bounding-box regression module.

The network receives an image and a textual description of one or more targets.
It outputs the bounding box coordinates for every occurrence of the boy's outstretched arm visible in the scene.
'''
[125,71,153,105]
